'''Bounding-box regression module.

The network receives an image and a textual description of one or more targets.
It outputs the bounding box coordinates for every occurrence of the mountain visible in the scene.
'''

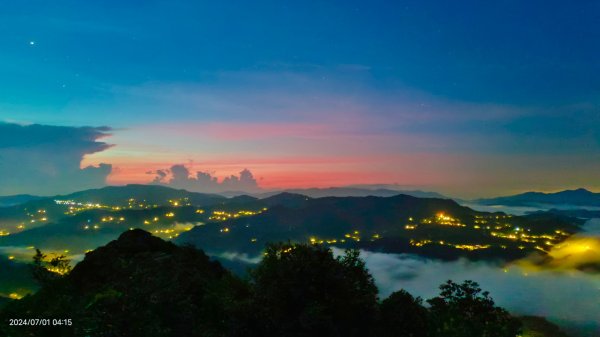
[0,191,307,255]
[261,192,311,208]
[0,195,43,207]
[0,189,586,314]
[0,229,241,337]
[0,230,529,337]
[60,184,226,206]
[252,187,449,199]
[176,194,583,261]
[476,188,600,207]
[0,184,227,228]
[1,187,585,268]
[534,209,600,219]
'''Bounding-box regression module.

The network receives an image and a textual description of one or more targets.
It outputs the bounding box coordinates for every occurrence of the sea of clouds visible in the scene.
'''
[337,218,600,337]
[215,218,600,336]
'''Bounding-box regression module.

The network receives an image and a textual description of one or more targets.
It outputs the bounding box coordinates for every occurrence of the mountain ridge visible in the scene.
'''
[475,188,600,207]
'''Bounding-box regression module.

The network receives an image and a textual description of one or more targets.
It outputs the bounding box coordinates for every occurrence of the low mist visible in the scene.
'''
[214,218,600,335]
[339,245,600,337]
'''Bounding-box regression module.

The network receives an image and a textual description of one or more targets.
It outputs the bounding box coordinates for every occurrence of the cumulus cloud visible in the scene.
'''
[150,164,260,193]
[0,122,112,196]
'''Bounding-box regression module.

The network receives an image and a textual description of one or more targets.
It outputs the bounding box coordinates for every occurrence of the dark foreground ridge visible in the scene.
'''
[0,229,241,337]
[0,230,569,337]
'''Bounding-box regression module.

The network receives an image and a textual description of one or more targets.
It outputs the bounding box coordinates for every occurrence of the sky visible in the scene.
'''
[1,0,599,197]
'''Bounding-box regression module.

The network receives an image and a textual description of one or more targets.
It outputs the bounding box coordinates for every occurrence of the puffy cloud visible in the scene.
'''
[0,122,112,196]
[150,164,260,193]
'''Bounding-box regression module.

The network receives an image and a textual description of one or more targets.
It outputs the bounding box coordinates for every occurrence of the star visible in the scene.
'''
[29,41,35,46]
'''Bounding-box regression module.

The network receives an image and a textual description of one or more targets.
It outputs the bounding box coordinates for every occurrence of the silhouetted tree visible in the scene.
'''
[1,231,530,337]
[31,248,71,286]
[378,289,430,337]
[426,280,522,337]
[3,230,243,337]
[237,243,378,337]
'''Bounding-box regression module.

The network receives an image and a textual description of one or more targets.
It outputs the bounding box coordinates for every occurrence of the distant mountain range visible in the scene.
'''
[253,187,448,199]
[475,188,600,207]
[176,193,582,261]
[61,184,226,206]
[4,186,599,209]
[0,195,43,207]
[0,185,448,206]
[0,184,585,263]
[0,185,228,229]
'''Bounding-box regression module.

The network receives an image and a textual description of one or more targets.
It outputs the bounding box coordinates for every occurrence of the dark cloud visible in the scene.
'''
[151,169,168,183]
[0,122,112,196]
[151,164,260,193]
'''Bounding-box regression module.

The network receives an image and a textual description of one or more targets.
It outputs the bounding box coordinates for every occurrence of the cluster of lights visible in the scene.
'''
[403,211,576,253]
[344,230,361,242]
[126,198,161,209]
[8,293,22,300]
[209,209,266,221]
[83,224,101,230]
[305,231,385,246]
[168,198,192,207]
[152,228,185,239]
[430,213,467,227]
[410,239,432,247]
[309,237,343,245]
[453,244,491,251]
[101,216,126,222]
[56,200,106,214]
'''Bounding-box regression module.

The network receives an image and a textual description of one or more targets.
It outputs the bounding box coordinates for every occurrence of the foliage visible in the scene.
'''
[1,230,244,337]
[378,289,430,337]
[426,280,522,337]
[31,248,72,286]
[234,243,379,337]
[0,231,526,337]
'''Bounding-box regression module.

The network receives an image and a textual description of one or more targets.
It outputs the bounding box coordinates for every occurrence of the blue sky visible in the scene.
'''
[1,1,599,196]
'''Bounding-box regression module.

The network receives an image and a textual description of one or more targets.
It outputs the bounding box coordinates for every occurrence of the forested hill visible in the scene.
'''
[0,229,543,337]
[177,194,583,261]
